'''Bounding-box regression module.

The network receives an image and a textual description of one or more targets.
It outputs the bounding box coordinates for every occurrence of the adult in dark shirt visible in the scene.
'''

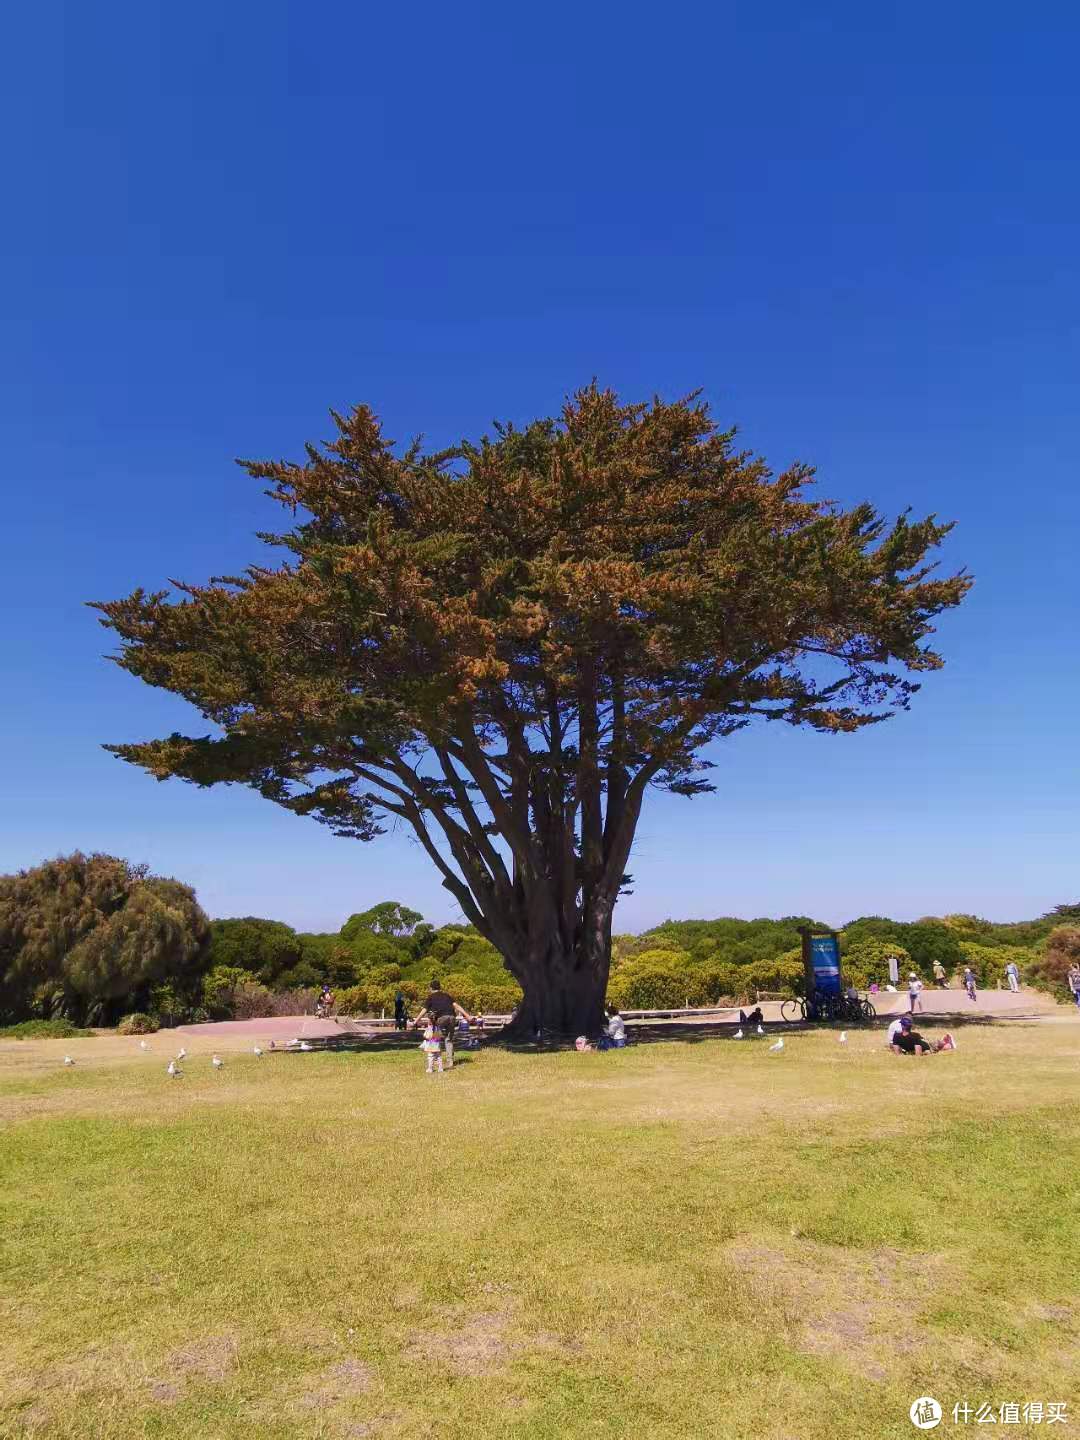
[412,981,474,1069]
[890,1016,955,1055]
[393,989,408,1030]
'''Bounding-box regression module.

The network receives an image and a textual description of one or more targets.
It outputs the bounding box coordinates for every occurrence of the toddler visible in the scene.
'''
[421,1022,444,1074]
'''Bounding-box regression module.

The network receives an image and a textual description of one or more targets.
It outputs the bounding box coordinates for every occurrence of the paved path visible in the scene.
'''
[173,1015,344,1041]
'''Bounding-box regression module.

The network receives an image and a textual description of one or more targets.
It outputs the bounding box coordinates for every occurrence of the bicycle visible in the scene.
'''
[780,992,875,1024]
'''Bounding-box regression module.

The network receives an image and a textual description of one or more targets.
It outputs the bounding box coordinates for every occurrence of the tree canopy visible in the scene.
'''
[93,384,970,1032]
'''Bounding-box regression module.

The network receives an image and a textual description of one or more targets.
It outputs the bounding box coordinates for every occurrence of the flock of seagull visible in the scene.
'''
[58,1025,852,1071]
[61,1035,316,1075]
[730,1027,848,1051]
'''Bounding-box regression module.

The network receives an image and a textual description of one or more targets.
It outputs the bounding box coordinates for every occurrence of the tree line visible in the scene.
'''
[3,852,1078,1026]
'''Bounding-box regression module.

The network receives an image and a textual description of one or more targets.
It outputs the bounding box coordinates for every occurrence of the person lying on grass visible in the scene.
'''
[890,1014,956,1055]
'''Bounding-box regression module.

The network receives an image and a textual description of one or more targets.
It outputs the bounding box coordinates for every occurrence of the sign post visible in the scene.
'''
[798,926,843,1010]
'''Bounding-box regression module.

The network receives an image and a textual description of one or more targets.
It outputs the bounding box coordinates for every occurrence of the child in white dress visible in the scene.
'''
[421,1023,444,1074]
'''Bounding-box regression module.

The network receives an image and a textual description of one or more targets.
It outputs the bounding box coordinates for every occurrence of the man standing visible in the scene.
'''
[412,980,474,1069]
[393,989,408,1030]
[932,959,948,989]
[1067,964,1080,1010]
[1005,961,1020,993]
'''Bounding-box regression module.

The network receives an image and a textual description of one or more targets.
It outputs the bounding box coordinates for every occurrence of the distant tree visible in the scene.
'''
[93,385,970,1034]
[1047,903,1080,922]
[340,901,424,940]
[842,918,963,977]
[0,853,210,1024]
[208,917,303,983]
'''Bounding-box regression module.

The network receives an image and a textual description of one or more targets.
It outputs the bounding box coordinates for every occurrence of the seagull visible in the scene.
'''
[211,1054,224,1071]
[166,1059,181,1078]
[139,1040,150,1051]
[299,1041,313,1052]
[839,1032,847,1044]
[253,1045,263,1059]
[63,1055,75,1067]
[733,1028,744,1039]
[769,1038,784,1053]
[756,1024,765,1035]
[286,1038,300,1049]
[176,1047,187,1061]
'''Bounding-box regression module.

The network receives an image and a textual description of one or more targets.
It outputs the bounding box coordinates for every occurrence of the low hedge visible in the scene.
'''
[0,1019,93,1040]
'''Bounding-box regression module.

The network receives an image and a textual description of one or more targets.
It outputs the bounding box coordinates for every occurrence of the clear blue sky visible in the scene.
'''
[3,3,1077,934]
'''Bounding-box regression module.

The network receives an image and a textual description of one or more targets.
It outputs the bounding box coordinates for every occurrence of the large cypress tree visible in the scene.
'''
[93,385,969,1034]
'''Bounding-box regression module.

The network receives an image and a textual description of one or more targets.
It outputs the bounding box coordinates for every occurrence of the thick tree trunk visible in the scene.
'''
[502,904,613,1039]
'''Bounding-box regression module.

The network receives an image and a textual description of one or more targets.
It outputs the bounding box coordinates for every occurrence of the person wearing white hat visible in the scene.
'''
[907,972,924,1013]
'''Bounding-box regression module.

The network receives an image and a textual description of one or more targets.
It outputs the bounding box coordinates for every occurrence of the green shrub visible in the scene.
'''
[117,1012,158,1035]
[696,964,747,1003]
[742,954,805,997]
[841,940,911,989]
[334,984,369,1015]
[958,941,1024,990]
[273,961,324,990]
[231,981,275,1019]
[367,962,403,985]
[201,965,255,1016]
[148,982,192,1026]
[437,974,522,1014]
[1027,926,1080,1003]
[0,1018,92,1039]
[607,950,703,1009]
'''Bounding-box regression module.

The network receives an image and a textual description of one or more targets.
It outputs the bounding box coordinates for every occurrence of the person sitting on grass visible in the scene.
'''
[738,1006,765,1028]
[602,1010,627,1049]
[890,1015,956,1055]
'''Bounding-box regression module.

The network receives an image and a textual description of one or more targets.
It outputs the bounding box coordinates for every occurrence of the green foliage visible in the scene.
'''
[340,901,423,940]
[840,940,911,989]
[147,982,192,1026]
[437,972,522,1015]
[116,1012,157,1035]
[1028,927,1080,1003]
[958,942,1031,989]
[201,964,256,1016]
[207,918,303,984]
[272,961,324,991]
[0,852,210,1025]
[841,917,963,976]
[625,917,827,969]
[0,1018,93,1039]
[607,950,705,1009]
[229,980,275,1019]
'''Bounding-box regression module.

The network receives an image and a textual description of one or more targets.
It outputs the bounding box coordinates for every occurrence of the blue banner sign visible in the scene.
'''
[809,934,842,996]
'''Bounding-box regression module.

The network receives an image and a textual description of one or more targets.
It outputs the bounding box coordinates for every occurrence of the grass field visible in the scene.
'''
[2,1021,1079,1439]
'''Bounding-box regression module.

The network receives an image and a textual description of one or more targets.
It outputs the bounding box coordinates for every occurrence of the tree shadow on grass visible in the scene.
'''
[286,1009,1022,1060]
